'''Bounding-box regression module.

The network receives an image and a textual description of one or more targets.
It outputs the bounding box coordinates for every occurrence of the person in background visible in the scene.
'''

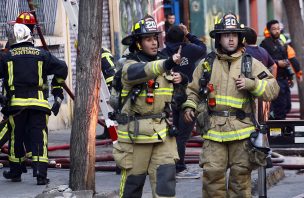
[165,13,176,33]
[96,48,116,140]
[244,27,277,77]
[260,20,303,120]
[161,24,206,178]
[243,27,277,122]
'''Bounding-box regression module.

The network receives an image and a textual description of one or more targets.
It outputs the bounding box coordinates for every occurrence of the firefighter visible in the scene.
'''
[260,20,303,120]
[96,47,116,139]
[0,11,38,163]
[0,23,68,185]
[183,13,279,197]
[112,15,181,198]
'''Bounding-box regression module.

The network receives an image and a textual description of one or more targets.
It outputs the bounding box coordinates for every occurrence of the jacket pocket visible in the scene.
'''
[112,142,133,170]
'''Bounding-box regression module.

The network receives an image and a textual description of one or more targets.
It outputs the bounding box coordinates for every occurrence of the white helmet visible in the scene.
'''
[13,23,32,44]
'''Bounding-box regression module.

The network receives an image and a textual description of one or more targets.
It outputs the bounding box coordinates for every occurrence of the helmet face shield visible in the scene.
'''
[122,15,162,45]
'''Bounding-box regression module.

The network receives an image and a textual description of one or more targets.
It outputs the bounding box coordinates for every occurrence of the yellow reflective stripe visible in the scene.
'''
[38,90,44,100]
[152,60,161,75]
[152,61,157,75]
[42,128,48,159]
[216,95,250,108]
[0,124,8,140]
[121,89,130,97]
[251,80,267,96]
[203,126,255,142]
[9,115,16,161]
[102,53,115,67]
[155,87,174,92]
[155,88,173,96]
[52,86,62,89]
[7,61,14,91]
[183,100,197,109]
[55,77,65,83]
[117,128,167,140]
[101,52,112,58]
[106,76,114,83]
[9,156,25,163]
[10,98,50,109]
[121,88,173,97]
[119,169,127,198]
[38,61,43,87]
[32,156,48,163]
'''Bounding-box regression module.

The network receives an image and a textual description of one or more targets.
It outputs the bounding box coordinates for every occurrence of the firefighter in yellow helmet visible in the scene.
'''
[183,13,279,197]
[112,15,182,197]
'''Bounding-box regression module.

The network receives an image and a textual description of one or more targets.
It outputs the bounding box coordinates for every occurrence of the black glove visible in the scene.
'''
[51,97,62,116]
[51,87,64,100]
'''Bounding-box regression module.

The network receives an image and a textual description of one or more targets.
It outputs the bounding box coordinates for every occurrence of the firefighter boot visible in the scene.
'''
[37,175,50,185]
[3,170,21,182]
[35,162,49,185]
[3,162,22,182]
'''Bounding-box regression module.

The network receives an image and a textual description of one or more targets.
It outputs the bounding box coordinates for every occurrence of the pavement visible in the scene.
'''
[0,128,304,198]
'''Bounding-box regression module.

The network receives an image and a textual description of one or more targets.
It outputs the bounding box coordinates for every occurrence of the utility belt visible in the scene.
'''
[116,112,167,125]
[116,112,168,142]
[209,109,252,120]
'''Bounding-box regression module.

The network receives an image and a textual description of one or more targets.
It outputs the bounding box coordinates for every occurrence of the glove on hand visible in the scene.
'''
[52,88,64,100]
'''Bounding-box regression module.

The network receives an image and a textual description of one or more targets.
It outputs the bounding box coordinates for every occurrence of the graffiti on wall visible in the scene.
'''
[190,0,237,51]
[119,0,149,43]
[117,0,165,55]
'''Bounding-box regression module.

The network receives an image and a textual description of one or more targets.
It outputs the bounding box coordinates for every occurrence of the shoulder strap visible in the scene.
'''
[241,53,252,78]
[198,52,216,98]
[202,51,216,72]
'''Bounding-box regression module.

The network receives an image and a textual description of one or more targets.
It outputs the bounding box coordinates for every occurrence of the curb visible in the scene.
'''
[35,190,94,198]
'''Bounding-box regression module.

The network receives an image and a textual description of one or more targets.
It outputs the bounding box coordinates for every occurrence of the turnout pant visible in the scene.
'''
[200,139,253,198]
[8,109,49,177]
[113,137,179,198]
[0,122,32,156]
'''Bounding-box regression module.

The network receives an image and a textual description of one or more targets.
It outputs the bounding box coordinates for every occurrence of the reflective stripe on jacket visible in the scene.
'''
[0,42,68,114]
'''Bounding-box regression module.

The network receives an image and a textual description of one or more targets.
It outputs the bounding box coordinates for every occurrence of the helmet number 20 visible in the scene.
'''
[146,21,157,29]
[225,18,237,26]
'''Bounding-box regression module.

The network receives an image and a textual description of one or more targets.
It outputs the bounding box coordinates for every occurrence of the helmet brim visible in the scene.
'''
[121,31,162,45]
[210,29,247,38]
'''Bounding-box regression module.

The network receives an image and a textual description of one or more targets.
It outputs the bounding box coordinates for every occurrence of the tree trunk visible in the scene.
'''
[283,0,304,119]
[69,0,103,191]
